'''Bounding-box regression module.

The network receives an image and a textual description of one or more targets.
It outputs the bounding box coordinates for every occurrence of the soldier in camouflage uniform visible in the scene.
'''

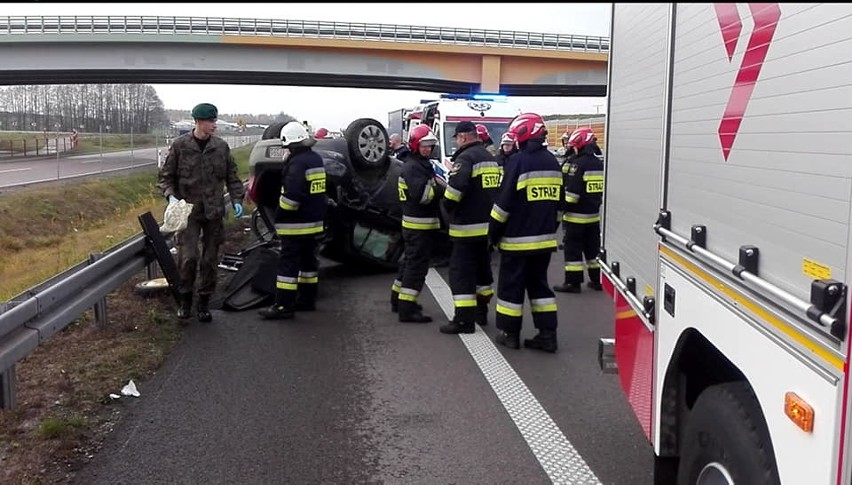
[158,103,245,323]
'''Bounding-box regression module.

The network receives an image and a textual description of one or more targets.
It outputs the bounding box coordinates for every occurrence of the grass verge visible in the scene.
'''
[0,143,254,300]
[0,141,256,483]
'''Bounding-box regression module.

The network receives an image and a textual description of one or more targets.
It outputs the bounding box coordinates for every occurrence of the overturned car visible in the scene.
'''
[246,118,450,271]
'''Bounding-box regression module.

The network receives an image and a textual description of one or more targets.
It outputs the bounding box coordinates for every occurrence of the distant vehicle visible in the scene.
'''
[247,117,450,270]
[397,94,521,178]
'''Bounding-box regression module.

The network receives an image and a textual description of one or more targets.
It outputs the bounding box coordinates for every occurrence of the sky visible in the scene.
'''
[5,3,611,129]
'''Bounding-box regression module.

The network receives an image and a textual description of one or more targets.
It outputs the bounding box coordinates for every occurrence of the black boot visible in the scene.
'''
[391,292,421,313]
[494,331,520,349]
[524,330,558,353]
[439,318,475,334]
[197,295,212,323]
[390,290,399,313]
[176,292,193,320]
[258,304,295,320]
[553,282,581,293]
[398,300,432,323]
[587,281,603,291]
[475,302,489,327]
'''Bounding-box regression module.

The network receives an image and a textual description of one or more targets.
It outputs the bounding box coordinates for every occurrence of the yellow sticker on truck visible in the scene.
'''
[803,258,831,280]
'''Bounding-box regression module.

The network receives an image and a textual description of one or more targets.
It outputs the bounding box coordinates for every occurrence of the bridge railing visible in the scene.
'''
[0,16,609,53]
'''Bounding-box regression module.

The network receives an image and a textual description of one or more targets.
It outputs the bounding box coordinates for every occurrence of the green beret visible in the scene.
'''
[191,103,218,120]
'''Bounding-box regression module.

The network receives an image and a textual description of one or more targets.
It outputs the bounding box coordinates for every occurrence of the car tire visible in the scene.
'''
[345,118,390,172]
[262,116,297,140]
[676,382,780,485]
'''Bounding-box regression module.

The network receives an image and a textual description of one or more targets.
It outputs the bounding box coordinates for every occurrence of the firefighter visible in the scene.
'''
[556,130,576,165]
[438,121,501,334]
[553,127,604,293]
[489,113,562,353]
[158,102,245,323]
[391,125,443,323]
[259,121,327,320]
[476,124,499,157]
[497,132,517,168]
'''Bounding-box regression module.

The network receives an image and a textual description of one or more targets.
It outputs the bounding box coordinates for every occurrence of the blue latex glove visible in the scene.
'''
[168,195,178,204]
[233,202,244,218]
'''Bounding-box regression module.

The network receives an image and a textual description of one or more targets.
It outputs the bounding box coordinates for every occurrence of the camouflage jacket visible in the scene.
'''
[158,133,245,221]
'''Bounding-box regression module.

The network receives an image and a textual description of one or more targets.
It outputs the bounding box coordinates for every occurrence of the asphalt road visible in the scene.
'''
[0,135,258,189]
[73,252,655,485]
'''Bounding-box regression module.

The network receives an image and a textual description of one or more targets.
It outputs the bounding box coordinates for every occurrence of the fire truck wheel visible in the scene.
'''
[676,382,780,485]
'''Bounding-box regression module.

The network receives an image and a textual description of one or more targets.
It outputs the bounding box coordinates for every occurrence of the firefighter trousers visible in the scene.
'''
[495,252,558,333]
[274,235,320,309]
[176,215,225,297]
[562,221,601,285]
[394,229,435,312]
[448,238,493,323]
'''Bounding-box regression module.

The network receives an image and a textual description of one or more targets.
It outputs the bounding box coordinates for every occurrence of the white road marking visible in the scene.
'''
[425,268,602,485]
[0,167,31,174]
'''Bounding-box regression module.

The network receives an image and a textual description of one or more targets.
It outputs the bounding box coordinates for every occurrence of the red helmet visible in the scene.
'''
[475,124,490,142]
[508,113,547,143]
[567,127,596,150]
[408,124,438,152]
[314,127,328,139]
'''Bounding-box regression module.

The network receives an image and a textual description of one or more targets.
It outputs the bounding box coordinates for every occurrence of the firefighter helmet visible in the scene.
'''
[475,124,490,142]
[408,124,438,152]
[567,127,596,151]
[500,132,516,145]
[508,113,547,143]
[280,121,316,148]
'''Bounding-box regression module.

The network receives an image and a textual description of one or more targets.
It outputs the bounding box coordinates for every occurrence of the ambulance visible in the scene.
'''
[400,94,521,180]
[600,4,852,484]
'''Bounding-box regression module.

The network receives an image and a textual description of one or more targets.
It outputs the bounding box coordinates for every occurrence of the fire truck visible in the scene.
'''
[600,4,852,484]
[394,94,521,180]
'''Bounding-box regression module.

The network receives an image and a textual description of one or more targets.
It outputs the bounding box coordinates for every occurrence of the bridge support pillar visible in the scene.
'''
[480,55,502,94]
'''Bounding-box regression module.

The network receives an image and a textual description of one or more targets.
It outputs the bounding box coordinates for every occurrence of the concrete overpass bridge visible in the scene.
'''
[0,16,608,96]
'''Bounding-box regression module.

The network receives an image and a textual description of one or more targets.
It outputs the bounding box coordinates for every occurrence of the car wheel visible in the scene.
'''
[677,382,780,485]
[262,116,297,140]
[345,118,390,172]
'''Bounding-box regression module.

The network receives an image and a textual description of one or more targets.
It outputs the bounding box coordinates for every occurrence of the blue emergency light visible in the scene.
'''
[473,93,508,102]
[437,93,509,102]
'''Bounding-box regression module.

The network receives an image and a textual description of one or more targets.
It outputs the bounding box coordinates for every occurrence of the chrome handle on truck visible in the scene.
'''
[598,251,656,325]
[654,210,847,341]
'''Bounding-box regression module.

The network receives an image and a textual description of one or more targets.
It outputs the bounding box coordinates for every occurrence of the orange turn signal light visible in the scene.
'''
[784,392,814,433]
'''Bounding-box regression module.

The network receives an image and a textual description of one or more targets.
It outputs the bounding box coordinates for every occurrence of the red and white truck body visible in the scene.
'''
[601,4,852,484]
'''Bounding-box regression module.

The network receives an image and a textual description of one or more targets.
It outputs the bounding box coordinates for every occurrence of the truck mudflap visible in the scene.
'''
[602,265,655,441]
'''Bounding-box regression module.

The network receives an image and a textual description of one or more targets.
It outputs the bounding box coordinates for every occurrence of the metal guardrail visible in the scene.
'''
[0,234,152,408]
[0,173,249,408]
[0,16,610,53]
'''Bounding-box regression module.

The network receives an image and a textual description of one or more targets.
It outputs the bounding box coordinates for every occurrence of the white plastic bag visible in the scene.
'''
[160,198,194,234]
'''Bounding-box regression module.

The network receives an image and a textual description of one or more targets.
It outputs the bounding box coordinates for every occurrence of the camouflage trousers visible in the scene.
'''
[176,216,225,297]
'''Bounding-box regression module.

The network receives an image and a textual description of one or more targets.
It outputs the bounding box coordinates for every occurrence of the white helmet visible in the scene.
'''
[280,121,316,148]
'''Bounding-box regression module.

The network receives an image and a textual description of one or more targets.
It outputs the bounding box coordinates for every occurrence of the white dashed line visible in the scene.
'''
[425,268,601,485]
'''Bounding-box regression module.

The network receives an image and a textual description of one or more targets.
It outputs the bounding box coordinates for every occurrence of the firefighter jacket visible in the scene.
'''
[398,151,443,231]
[561,143,604,224]
[275,147,327,237]
[489,139,562,253]
[158,133,245,221]
[441,141,501,239]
